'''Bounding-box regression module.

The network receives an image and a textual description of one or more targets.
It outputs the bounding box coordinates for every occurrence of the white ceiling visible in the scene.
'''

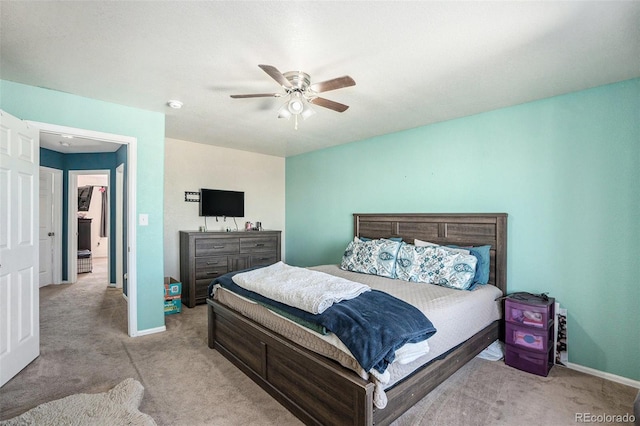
[1,1,639,157]
[39,132,122,154]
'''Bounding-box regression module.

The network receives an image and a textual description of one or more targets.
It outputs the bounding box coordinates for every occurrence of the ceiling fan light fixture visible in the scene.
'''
[277,102,292,119]
[287,93,304,115]
[301,104,316,120]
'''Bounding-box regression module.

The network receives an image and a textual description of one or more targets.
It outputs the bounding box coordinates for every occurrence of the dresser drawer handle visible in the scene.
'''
[255,243,265,247]
[206,261,220,265]
[257,257,270,261]
[212,245,225,249]
[206,271,219,275]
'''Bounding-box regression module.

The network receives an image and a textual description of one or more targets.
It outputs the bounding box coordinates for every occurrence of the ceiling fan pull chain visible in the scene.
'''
[294,114,299,130]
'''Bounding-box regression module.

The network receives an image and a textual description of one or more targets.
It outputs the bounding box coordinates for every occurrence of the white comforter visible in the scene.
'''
[232,261,370,314]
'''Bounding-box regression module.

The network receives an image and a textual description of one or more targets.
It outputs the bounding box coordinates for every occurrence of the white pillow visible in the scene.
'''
[414,238,437,247]
[414,238,470,255]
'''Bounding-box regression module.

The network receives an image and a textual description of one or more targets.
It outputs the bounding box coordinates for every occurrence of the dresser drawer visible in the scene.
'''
[240,236,278,253]
[195,238,239,256]
[250,254,278,267]
[505,322,552,353]
[196,264,229,281]
[505,345,552,377]
[194,279,212,300]
[505,298,553,328]
[196,256,227,270]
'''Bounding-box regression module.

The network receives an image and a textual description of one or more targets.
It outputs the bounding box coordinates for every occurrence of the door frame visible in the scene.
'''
[115,163,124,289]
[27,121,139,337]
[69,170,110,284]
[39,166,63,286]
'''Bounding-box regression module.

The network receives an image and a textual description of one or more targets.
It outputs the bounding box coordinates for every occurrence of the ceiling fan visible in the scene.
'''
[230,64,356,129]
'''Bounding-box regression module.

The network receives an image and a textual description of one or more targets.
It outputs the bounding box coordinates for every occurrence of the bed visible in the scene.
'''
[207,213,507,425]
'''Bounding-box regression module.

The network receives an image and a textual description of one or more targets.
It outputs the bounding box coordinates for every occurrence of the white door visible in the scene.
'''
[39,169,53,287]
[0,110,40,387]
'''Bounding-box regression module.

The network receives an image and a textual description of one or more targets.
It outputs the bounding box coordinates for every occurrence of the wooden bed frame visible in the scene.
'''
[207,213,507,425]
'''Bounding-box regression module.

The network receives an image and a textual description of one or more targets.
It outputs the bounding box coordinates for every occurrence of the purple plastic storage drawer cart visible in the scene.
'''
[504,293,555,376]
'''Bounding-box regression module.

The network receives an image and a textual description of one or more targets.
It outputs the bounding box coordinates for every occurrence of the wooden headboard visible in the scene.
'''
[354,213,507,293]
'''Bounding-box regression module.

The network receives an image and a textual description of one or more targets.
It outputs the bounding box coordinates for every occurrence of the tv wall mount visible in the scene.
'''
[184,191,200,202]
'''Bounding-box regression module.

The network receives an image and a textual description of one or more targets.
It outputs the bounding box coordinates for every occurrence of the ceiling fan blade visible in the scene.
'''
[309,97,349,113]
[230,93,281,99]
[309,76,355,93]
[258,64,293,89]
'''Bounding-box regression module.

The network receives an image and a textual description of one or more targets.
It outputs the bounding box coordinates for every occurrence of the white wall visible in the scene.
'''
[163,138,286,281]
[77,174,109,258]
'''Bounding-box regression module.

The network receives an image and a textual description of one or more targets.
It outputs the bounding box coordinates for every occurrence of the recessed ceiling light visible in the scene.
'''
[167,100,183,109]
[61,134,74,139]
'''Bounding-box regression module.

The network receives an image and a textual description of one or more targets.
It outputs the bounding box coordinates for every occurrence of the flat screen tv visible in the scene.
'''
[199,188,244,217]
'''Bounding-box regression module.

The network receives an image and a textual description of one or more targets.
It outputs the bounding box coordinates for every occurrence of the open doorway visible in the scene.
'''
[29,120,139,337]
[69,171,111,287]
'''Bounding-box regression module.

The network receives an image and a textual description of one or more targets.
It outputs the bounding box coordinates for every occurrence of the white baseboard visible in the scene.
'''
[134,325,166,337]
[566,362,640,389]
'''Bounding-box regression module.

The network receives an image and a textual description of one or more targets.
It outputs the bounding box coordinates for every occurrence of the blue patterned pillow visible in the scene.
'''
[446,244,491,285]
[341,239,402,278]
[416,240,491,286]
[395,243,478,290]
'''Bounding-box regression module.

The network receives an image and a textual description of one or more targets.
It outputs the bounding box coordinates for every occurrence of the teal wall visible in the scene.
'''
[286,79,640,381]
[1,80,165,332]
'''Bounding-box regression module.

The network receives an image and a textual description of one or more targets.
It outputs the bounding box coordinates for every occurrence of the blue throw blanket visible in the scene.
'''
[209,268,437,373]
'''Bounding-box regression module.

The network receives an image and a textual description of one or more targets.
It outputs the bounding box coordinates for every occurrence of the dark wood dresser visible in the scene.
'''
[179,230,281,308]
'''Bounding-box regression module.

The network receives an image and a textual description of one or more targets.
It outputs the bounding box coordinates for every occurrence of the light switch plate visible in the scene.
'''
[139,214,149,226]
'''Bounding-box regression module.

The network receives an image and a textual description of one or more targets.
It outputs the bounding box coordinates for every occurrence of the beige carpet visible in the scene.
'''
[0,258,637,425]
[0,378,155,426]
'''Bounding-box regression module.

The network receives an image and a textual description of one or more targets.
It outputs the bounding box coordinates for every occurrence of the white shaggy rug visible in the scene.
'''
[0,378,156,426]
